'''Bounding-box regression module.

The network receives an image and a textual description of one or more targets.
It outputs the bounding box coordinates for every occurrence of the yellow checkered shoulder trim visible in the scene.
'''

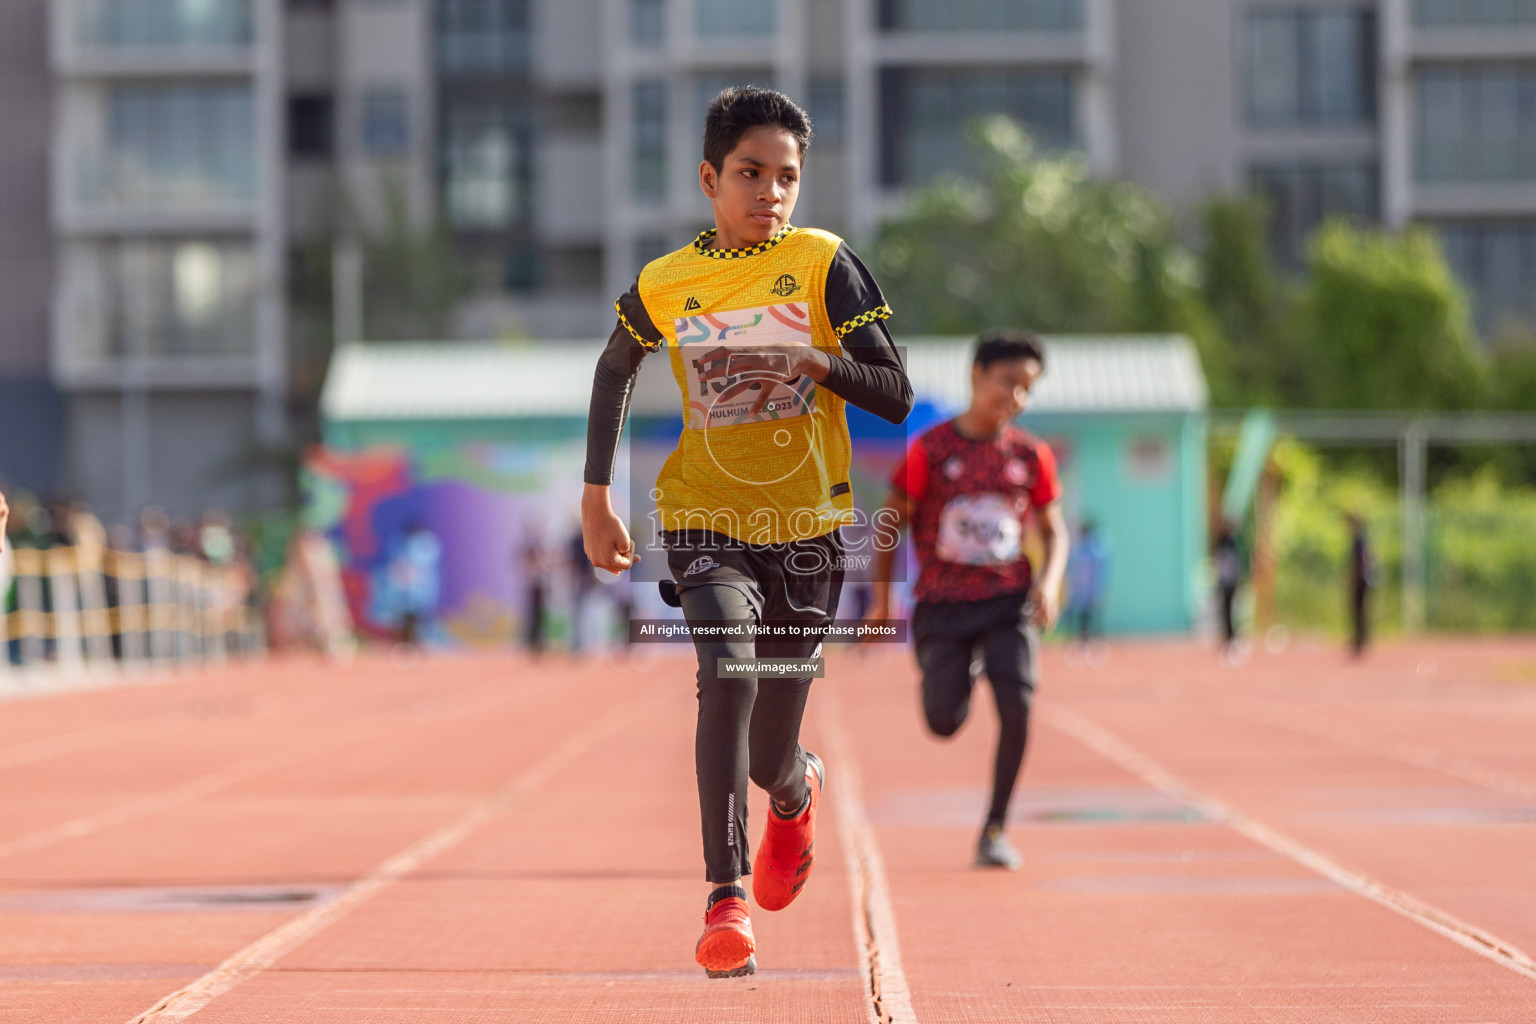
[615,300,662,350]
[834,304,894,339]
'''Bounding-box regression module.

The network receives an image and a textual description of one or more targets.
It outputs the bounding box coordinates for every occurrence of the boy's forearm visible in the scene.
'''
[819,354,912,424]
[870,544,896,606]
[869,495,908,608]
[1039,530,1069,596]
[819,320,912,424]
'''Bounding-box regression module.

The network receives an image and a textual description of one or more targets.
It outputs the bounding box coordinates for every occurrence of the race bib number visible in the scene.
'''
[936,493,1022,566]
[676,303,817,430]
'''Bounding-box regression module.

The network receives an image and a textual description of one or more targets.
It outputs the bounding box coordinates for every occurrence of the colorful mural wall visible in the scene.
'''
[304,439,614,647]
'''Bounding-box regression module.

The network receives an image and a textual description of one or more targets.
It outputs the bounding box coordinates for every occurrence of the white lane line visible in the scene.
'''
[124,687,670,1024]
[1044,704,1536,984]
[0,673,558,863]
[1228,704,1536,803]
[0,719,189,773]
[0,740,339,862]
[818,687,917,1024]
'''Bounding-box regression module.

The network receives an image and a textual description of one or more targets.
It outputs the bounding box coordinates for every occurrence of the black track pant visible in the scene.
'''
[1351,583,1370,655]
[665,530,844,883]
[912,590,1038,829]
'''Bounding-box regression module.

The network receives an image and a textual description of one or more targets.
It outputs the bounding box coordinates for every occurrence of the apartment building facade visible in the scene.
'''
[599,0,1536,334]
[9,0,1535,520]
[47,0,287,521]
[0,0,63,498]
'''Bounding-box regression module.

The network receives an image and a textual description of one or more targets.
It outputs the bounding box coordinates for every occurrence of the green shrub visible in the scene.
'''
[1271,443,1536,634]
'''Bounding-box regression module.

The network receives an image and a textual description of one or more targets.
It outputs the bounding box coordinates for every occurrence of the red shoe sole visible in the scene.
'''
[696,927,755,973]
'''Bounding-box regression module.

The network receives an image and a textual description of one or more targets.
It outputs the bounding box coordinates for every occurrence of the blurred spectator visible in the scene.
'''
[1214,519,1246,663]
[1065,518,1112,650]
[199,510,236,566]
[139,506,171,553]
[170,520,199,557]
[521,531,549,657]
[69,502,107,552]
[0,490,9,661]
[1347,513,1374,658]
[391,521,442,651]
[567,525,598,654]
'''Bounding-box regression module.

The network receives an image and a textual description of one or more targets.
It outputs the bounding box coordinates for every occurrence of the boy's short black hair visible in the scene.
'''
[973,329,1046,371]
[703,86,813,172]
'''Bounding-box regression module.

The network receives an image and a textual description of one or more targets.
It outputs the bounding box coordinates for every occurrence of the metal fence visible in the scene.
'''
[1,544,264,676]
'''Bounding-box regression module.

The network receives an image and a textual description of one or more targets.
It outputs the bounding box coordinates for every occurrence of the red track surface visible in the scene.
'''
[1,638,1534,1022]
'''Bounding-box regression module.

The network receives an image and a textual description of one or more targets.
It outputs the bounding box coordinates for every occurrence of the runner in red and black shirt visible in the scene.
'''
[867,330,1068,869]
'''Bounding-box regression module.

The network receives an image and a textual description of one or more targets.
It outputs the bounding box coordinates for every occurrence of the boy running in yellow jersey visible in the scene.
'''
[582,86,911,977]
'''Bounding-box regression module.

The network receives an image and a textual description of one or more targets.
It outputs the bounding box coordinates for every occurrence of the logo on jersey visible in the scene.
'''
[1005,459,1031,486]
[769,274,799,297]
[943,457,964,480]
[683,296,702,311]
[684,555,719,576]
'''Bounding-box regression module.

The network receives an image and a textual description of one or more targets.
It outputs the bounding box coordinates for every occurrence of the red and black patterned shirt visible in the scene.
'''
[891,419,1060,604]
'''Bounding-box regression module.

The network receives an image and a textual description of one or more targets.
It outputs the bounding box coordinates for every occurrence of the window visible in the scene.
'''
[88,0,253,46]
[441,102,529,228]
[633,0,663,42]
[436,0,530,76]
[1437,219,1536,334]
[1245,8,1376,128]
[1126,437,1172,483]
[104,84,255,204]
[362,90,409,156]
[695,0,775,37]
[288,94,334,158]
[880,68,1073,186]
[504,239,541,291]
[878,0,1082,32]
[634,80,667,200]
[810,76,845,146]
[79,239,257,358]
[1414,0,1536,26]
[1250,161,1379,268]
[1416,66,1536,182]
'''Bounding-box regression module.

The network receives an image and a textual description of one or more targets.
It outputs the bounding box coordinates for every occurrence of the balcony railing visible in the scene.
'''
[73,0,254,49]
[60,82,258,224]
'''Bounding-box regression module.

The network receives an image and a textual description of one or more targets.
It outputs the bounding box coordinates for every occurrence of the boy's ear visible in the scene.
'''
[699,159,718,199]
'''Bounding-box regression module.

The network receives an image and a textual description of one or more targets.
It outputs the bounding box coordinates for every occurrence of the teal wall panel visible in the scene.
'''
[1023,411,1206,634]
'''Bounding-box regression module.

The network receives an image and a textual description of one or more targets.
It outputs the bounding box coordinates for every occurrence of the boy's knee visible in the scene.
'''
[923,703,966,738]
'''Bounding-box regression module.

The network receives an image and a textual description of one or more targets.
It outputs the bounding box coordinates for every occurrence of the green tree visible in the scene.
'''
[871,117,1228,394]
[1488,322,1536,412]
[1302,221,1485,410]
[1198,197,1308,405]
[357,179,470,342]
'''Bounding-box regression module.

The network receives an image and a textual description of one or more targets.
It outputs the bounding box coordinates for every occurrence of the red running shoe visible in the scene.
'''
[752,751,824,911]
[695,892,756,978]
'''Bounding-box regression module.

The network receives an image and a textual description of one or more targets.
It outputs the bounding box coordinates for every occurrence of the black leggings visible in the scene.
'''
[912,591,1038,828]
[681,582,823,883]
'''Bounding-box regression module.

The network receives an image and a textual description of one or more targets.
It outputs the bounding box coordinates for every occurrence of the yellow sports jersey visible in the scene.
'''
[626,225,892,546]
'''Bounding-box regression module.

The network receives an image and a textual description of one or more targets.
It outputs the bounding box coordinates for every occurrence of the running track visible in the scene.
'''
[1,639,1534,1022]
